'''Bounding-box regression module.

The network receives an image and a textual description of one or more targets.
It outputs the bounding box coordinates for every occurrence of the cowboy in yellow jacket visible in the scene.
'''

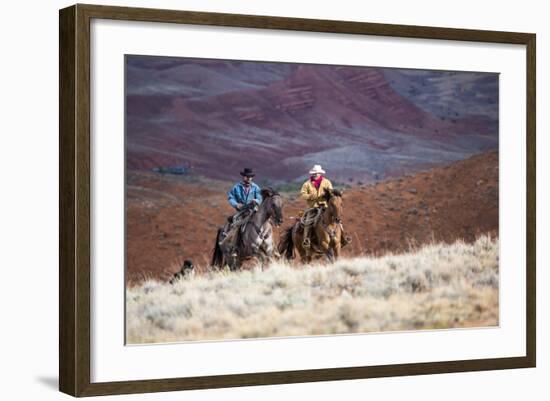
[300,165,333,208]
[300,164,350,248]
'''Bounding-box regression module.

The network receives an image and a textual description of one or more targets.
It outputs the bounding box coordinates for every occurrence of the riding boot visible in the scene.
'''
[340,223,352,247]
[219,223,239,255]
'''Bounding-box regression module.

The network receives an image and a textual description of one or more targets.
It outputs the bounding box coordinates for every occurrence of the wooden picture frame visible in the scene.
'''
[59,3,536,397]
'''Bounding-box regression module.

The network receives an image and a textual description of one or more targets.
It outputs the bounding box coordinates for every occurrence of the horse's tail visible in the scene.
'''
[211,228,224,268]
[278,226,295,261]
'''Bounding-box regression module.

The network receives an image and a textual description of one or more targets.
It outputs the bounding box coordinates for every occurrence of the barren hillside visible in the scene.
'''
[125,150,498,284]
[126,57,498,182]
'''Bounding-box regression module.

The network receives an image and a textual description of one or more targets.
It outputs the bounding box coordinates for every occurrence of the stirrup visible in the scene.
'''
[302,237,311,248]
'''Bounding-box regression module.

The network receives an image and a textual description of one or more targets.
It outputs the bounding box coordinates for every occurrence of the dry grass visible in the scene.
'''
[126,235,498,344]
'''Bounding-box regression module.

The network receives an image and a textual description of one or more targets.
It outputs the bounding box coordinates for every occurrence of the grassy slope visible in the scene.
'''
[126,235,498,344]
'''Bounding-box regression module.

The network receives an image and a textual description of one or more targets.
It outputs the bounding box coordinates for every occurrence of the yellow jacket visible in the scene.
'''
[300,177,333,208]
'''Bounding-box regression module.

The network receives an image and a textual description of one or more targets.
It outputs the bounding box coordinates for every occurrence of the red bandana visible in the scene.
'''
[311,175,323,189]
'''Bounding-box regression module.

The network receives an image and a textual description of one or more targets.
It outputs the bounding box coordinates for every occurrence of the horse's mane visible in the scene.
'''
[261,187,280,199]
[323,187,343,201]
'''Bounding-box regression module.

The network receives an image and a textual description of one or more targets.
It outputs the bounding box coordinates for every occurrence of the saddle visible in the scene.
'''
[220,203,258,252]
[298,207,323,250]
[237,203,258,233]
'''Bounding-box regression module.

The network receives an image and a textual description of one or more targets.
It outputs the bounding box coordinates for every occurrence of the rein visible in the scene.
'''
[319,199,341,241]
[243,194,280,240]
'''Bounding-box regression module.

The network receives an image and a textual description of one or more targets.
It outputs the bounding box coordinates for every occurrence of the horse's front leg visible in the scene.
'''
[296,246,308,264]
[318,235,332,263]
[332,229,343,261]
[332,243,341,261]
[228,254,239,271]
[323,245,335,263]
[259,238,275,270]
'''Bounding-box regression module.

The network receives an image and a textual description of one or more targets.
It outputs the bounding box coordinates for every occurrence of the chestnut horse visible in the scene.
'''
[278,188,344,263]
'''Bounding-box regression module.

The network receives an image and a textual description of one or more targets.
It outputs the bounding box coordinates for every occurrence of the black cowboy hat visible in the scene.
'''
[240,167,256,177]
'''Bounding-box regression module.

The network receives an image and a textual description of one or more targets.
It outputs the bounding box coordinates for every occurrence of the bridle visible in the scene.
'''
[326,194,342,223]
[320,195,342,241]
[268,193,283,225]
[245,193,282,240]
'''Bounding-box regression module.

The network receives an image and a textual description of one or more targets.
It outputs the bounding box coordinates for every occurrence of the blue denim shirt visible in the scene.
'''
[227,182,262,210]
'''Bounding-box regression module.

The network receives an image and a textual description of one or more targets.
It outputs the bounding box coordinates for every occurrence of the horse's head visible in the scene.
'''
[323,188,344,224]
[261,187,283,226]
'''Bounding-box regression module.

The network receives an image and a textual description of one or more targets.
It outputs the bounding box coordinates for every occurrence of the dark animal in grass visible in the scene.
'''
[169,260,195,284]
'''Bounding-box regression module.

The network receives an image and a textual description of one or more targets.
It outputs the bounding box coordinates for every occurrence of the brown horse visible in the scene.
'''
[211,188,284,271]
[279,188,344,263]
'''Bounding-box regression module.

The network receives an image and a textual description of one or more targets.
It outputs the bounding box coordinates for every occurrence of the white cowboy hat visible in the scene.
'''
[309,164,326,175]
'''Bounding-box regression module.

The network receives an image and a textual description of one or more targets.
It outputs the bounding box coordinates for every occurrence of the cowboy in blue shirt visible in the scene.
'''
[227,167,263,210]
[220,168,262,252]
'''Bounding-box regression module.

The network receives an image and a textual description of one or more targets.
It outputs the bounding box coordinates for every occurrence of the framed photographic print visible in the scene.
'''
[59,3,536,397]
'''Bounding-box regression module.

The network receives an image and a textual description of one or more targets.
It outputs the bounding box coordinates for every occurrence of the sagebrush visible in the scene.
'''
[126,235,498,343]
